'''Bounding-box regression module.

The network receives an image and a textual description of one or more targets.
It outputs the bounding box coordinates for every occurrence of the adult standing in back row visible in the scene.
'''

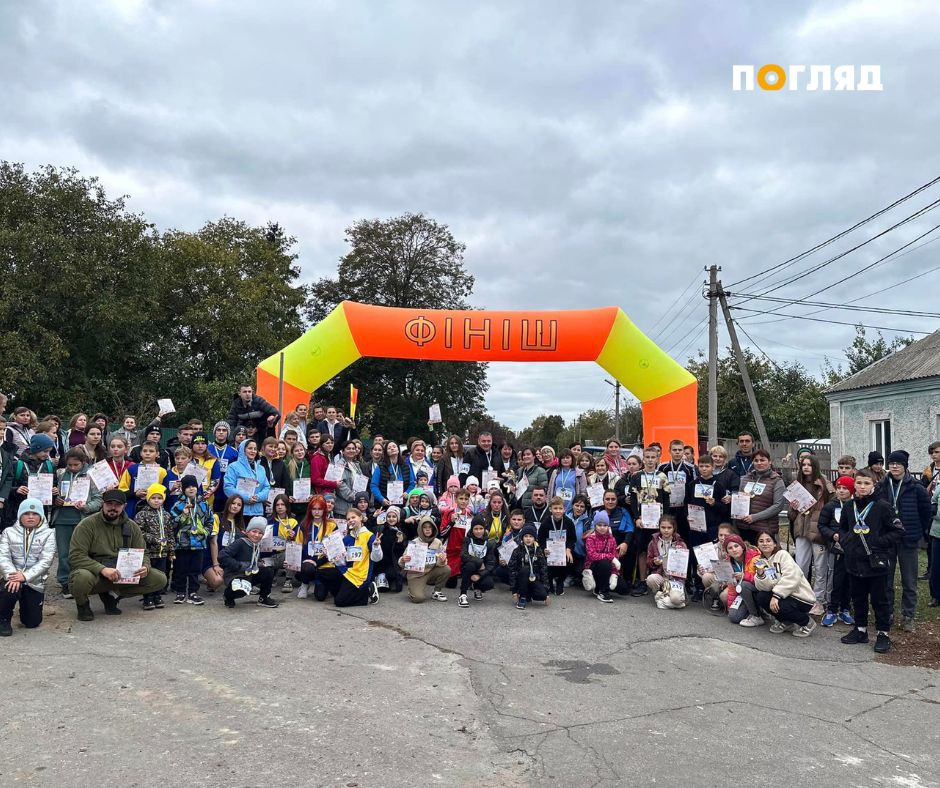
[733,449,785,544]
[316,406,358,457]
[462,432,505,487]
[227,384,280,441]
[727,431,756,478]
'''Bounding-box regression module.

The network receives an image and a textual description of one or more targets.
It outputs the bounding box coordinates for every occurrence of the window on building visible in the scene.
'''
[871,419,891,457]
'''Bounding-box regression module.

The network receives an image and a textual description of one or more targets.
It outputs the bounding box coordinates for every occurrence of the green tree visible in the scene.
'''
[306,214,488,438]
[686,348,829,442]
[516,414,566,448]
[823,324,915,384]
[151,219,308,419]
[0,163,159,415]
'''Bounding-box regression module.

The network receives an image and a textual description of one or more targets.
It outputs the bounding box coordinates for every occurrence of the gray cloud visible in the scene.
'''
[2,0,938,430]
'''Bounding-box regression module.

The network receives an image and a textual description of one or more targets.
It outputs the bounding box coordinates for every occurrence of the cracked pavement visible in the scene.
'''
[2,589,937,787]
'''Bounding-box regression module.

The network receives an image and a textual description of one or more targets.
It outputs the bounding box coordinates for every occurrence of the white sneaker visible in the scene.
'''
[810,602,825,616]
[769,620,794,634]
[792,619,817,638]
[458,594,470,607]
[609,574,619,591]
[281,581,293,594]
[296,583,309,599]
[739,615,765,627]
[431,590,448,602]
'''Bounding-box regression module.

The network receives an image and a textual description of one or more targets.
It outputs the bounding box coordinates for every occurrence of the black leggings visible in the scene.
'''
[171,549,204,594]
[460,564,495,594]
[828,552,852,614]
[513,574,548,601]
[0,585,44,627]
[849,573,891,632]
[224,566,274,602]
[335,576,371,607]
[311,566,343,601]
[753,590,812,627]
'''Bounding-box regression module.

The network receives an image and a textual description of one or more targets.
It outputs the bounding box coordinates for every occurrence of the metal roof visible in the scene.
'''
[826,328,940,394]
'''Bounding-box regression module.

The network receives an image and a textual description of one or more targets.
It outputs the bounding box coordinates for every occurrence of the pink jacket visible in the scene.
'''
[584,530,619,572]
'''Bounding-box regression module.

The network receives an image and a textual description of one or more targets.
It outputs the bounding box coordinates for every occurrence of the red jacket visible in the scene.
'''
[584,530,618,571]
[726,547,761,609]
[441,506,473,577]
[311,451,338,495]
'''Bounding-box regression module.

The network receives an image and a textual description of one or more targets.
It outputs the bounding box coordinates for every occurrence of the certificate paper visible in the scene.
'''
[587,483,605,508]
[352,474,369,494]
[136,465,161,491]
[284,542,303,571]
[428,403,442,424]
[693,542,720,568]
[115,548,145,584]
[235,477,258,498]
[325,463,345,483]
[665,547,690,578]
[547,538,567,567]
[783,481,818,513]
[640,502,662,529]
[687,504,707,532]
[67,477,91,505]
[730,493,751,519]
[404,541,429,571]
[293,479,311,502]
[387,480,404,504]
[498,540,517,564]
[28,473,54,506]
[88,461,119,492]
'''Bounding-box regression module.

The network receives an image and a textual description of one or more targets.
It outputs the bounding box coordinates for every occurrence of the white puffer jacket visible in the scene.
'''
[0,499,57,592]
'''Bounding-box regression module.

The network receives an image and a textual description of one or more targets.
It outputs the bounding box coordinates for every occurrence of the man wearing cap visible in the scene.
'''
[68,490,168,621]
[876,450,932,632]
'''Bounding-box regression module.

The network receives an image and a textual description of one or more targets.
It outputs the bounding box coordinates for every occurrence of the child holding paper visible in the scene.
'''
[645,516,689,609]
[752,531,818,638]
[164,446,194,511]
[441,487,474,582]
[457,521,497,607]
[0,498,56,636]
[269,493,302,593]
[400,516,450,602]
[371,504,404,594]
[219,517,278,609]
[787,454,834,616]
[52,448,102,597]
[287,442,312,520]
[296,495,343,601]
[537,496,576,596]
[699,522,737,612]
[686,454,729,601]
[135,484,174,610]
[170,475,213,605]
[508,524,549,610]
[817,476,856,628]
[723,534,763,626]
[494,509,526,585]
[119,441,166,518]
[627,449,671,596]
[8,434,58,521]
[333,508,382,607]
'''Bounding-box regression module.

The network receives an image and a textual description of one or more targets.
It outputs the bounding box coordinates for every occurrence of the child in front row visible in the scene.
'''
[135,483,175,610]
[170,475,213,605]
[494,509,526,585]
[508,524,549,610]
[458,521,497,607]
[219,517,279,609]
[646,515,688,609]
[0,499,56,636]
[583,510,621,603]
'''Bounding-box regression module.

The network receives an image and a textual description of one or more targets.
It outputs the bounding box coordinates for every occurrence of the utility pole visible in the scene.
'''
[707,265,720,446]
[604,379,621,442]
[716,284,771,449]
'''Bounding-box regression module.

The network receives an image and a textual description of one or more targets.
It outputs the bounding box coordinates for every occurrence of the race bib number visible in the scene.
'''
[559,488,573,501]
[221,531,233,547]
[346,546,363,562]
[694,483,714,499]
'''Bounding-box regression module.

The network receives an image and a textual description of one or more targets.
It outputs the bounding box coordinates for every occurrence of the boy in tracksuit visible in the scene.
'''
[457,521,497,607]
[875,450,932,632]
[840,469,904,653]
[135,483,175,610]
[219,516,278,609]
[508,524,549,609]
[170,475,213,605]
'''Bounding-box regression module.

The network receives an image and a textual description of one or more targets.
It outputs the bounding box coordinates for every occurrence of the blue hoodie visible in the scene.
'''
[223,441,270,517]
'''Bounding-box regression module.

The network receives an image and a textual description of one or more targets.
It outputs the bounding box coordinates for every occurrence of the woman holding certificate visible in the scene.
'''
[223,440,269,517]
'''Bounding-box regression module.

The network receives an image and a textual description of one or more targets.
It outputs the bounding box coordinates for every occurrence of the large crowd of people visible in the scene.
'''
[1,385,937,656]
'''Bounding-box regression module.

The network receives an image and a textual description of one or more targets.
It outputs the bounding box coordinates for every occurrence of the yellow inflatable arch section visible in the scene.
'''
[257,301,697,448]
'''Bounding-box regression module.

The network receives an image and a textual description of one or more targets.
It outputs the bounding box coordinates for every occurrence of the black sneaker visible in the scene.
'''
[630,582,648,597]
[596,592,613,604]
[473,589,483,600]
[516,597,527,610]
[99,593,122,615]
[841,628,869,644]
[154,596,166,609]
[873,632,892,653]
[142,598,156,611]
[691,588,704,603]
[0,619,12,636]
[76,602,94,621]
[186,594,205,606]
[368,581,380,605]
[224,597,236,609]
[257,596,279,608]
[174,593,186,604]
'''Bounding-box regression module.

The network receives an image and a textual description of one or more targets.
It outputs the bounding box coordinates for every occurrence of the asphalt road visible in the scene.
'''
[3,584,938,787]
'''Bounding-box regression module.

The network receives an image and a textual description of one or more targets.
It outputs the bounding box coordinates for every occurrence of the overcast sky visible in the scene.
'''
[2,0,939,431]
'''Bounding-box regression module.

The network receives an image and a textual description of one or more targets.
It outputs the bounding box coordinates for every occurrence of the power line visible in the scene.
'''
[667,314,709,355]
[725,174,940,290]
[735,321,783,372]
[647,275,701,335]
[734,199,940,308]
[735,217,940,320]
[655,287,705,345]
[725,292,940,318]
[738,236,940,327]
[730,306,931,335]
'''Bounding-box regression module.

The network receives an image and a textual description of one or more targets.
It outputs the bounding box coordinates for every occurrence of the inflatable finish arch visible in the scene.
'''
[256,301,697,448]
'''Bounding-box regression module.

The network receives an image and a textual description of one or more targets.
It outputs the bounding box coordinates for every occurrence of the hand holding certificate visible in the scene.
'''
[115,548,145,584]
[783,481,818,513]
[404,541,429,571]
[730,493,751,519]
[665,546,690,578]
